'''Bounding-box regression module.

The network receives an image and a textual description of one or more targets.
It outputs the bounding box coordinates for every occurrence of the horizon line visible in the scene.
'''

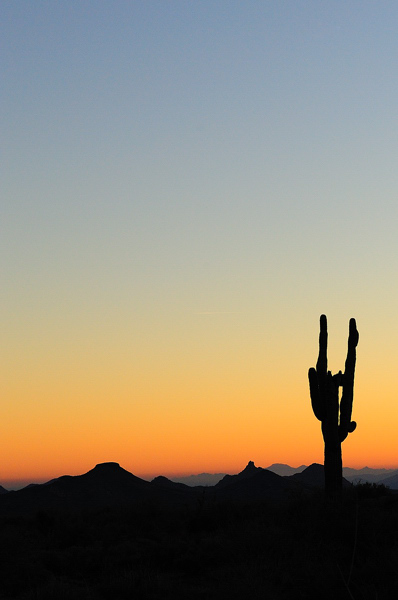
[3,460,398,491]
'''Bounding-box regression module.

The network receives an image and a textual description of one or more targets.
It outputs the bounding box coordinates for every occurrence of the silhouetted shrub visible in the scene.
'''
[354,481,391,499]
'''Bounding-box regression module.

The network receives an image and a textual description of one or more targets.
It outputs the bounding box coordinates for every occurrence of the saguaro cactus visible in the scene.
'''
[308,315,359,497]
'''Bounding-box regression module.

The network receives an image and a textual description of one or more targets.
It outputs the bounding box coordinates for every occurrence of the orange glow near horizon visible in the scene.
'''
[2,324,397,488]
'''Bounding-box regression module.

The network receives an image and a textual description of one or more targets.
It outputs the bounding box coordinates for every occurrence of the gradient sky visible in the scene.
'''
[2,1,398,487]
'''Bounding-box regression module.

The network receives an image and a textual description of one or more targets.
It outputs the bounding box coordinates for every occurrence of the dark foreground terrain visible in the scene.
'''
[0,482,397,599]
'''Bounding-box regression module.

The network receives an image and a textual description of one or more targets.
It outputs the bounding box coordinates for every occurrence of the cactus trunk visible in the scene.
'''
[324,441,342,497]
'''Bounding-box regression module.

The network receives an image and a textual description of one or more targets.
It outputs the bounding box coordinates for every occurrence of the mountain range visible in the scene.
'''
[172,463,398,487]
[1,459,386,516]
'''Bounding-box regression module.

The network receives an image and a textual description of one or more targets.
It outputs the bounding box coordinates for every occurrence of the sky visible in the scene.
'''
[2,1,398,488]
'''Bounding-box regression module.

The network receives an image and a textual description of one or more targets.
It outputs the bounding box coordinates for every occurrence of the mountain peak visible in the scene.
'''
[266,463,307,477]
[216,461,261,489]
[243,461,257,472]
[92,462,121,471]
[85,462,128,480]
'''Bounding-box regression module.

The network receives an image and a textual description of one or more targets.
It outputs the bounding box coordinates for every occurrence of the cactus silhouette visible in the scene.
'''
[308,315,359,497]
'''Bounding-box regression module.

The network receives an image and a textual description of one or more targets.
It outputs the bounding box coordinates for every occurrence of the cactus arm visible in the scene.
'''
[316,314,328,383]
[308,314,329,421]
[308,367,324,421]
[339,318,359,441]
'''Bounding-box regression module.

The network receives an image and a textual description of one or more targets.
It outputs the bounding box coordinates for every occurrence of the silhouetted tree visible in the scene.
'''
[308,315,359,498]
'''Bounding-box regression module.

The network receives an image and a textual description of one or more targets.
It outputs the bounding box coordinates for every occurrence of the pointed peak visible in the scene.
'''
[243,461,258,472]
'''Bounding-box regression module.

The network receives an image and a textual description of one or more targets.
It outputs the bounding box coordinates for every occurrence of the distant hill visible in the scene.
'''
[215,460,260,489]
[288,463,325,487]
[214,461,303,501]
[377,471,398,490]
[343,467,397,485]
[0,485,7,495]
[266,463,307,477]
[151,475,191,491]
[172,464,395,486]
[171,472,226,486]
[0,462,152,514]
[0,462,201,515]
[288,463,352,489]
